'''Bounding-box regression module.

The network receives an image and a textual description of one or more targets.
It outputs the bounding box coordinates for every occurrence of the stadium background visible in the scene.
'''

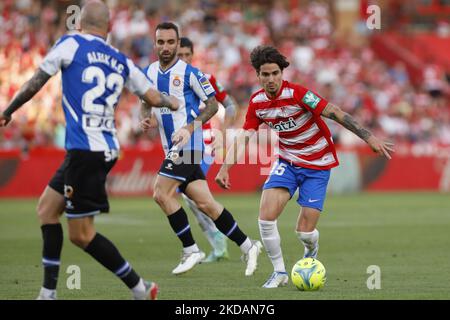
[0,0,450,300]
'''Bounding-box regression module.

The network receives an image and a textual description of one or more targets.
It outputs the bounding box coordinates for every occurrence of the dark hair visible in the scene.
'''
[180,37,194,54]
[155,22,179,39]
[250,45,290,73]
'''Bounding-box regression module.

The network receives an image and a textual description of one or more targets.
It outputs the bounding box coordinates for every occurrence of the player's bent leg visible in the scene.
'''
[154,175,204,275]
[185,180,262,276]
[297,206,321,232]
[296,207,321,259]
[259,188,291,287]
[259,188,291,221]
[67,215,96,249]
[36,186,65,300]
[296,168,330,259]
[67,215,158,299]
[37,186,65,225]
[181,193,229,263]
[153,174,184,215]
[183,179,223,220]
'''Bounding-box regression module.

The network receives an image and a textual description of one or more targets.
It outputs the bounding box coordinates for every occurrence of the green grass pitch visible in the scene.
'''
[1,192,449,300]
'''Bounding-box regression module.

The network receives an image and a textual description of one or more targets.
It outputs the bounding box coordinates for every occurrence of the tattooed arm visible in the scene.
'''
[139,100,159,131]
[0,69,51,126]
[171,96,219,147]
[140,100,152,119]
[140,89,179,111]
[322,103,394,159]
[191,96,219,130]
[322,103,372,142]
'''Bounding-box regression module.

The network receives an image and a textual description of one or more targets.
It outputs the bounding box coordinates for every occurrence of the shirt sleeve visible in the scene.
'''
[125,59,155,96]
[189,68,216,102]
[293,84,328,116]
[242,101,262,130]
[39,36,79,76]
[209,74,227,103]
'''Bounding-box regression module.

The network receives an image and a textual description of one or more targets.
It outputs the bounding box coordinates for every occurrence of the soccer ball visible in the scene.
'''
[291,258,326,291]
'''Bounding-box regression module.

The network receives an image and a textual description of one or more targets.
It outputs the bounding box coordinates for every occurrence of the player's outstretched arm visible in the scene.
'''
[194,96,219,128]
[214,94,238,160]
[215,129,254,189]
[222,94,238,129]
[172,96,219,147]
[0,69,51,126]
[140,89,180,111]
[322,103,395,159]
[139,101,158,131]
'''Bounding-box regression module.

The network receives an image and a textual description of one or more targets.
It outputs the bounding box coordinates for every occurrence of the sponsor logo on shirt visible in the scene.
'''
[268,117,297,132]
[216,80,224,92]
[302,91,321,109]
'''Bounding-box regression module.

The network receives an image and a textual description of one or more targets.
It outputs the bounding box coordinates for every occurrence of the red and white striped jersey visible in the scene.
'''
[243,80,339,170]
[202,73,228,154]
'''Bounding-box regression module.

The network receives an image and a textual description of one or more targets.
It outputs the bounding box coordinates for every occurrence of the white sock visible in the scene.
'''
[239,237,252,254]
[183,243,200,254]
[131,278,146,297]
[296,229,319,254]
[259,219,286,272]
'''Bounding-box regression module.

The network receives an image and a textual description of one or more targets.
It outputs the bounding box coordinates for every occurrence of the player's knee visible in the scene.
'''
[153,188,170,207]
[36,199,59,224]
[196,200,218,218]
[259,206,279,221]
[298,211,320,232]
[195,201,210,214]
[69,232,91,248]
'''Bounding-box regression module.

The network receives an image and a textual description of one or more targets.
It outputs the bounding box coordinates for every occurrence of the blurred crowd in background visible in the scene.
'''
[0,0,449,152]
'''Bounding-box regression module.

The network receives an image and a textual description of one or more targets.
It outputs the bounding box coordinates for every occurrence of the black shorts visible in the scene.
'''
[158,150,205,193]
[48,150,117,218]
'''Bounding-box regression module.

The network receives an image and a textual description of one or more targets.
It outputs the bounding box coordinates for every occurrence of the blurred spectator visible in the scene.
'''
[0,0,449,152]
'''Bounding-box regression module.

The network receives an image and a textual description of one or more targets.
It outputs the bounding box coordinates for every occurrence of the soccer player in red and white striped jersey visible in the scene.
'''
[216,45,394,288]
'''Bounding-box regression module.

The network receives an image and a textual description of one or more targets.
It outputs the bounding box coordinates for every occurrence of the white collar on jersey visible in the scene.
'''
[77,32,108,44]
[158,58,182,74]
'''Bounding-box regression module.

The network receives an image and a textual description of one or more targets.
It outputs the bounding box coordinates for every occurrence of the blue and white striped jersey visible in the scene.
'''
[143,59,215,154]
[39,33,152,152]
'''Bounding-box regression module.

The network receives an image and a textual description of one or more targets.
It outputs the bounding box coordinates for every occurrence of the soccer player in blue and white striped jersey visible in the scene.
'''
[140,22,262,277]
[0,1,179,300]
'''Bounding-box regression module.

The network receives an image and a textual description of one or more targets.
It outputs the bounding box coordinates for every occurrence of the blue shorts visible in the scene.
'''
[263,159,331,211]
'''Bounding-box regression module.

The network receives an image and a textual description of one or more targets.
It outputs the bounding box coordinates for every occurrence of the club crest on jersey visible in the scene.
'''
[172,76,182,87]
[268,117,297,132]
